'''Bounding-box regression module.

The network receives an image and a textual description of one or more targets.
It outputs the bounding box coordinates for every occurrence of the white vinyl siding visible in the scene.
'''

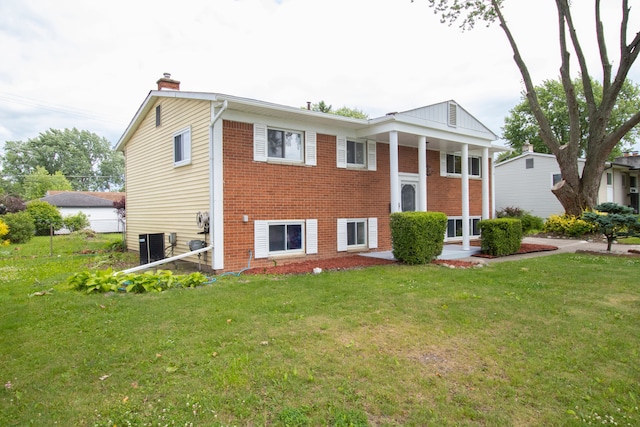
[253,124,316,166]
[254,219,317,259]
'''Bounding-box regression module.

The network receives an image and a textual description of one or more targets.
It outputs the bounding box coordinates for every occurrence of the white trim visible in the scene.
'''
[305,131,317,166]
[336,135,347,168]
[253,123,267,162]
[337,218,347,251]
[173,126,191,167]
[368,217,378,249]
[306,219,318,254]
[367,140,377,171]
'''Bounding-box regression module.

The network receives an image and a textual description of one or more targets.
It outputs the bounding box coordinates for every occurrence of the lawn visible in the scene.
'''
[1,234,639,426]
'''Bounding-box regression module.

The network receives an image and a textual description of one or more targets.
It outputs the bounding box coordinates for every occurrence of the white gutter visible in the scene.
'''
[118,245,214,274]
[209,100,228,270]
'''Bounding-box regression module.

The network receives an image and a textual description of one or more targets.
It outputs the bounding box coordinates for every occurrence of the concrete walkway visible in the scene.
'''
[361,236,640,264]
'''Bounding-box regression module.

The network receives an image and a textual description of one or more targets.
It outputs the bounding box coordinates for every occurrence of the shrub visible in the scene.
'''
[582,203,640,251]
[63,212,90,232]
[0,219,9,246]
[67,269,209,294]
[543,214,595,237]
[390,211,448,264]
[496,206,544,234]
[1,211,35,243]
[479,218,523,256]
[26,201,63,236]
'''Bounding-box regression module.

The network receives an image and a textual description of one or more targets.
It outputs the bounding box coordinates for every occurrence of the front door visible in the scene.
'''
[400,174,419,212]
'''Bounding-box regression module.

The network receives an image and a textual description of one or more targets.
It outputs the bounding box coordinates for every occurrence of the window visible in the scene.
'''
[446,217,481,239]
[606,172,613,186]
[269,223,302,253]
[337,218,378,251]
[347,220,366,247]
[631,176,638,188]
[336,137,376,170]
[155,105,161,127]
[347,140,365,166]
[254,220,317,258]
[173,127,191,167]
[444,154,481,177]
[267,128,303,161]
[525,158,534,169]
[552,173,562,186]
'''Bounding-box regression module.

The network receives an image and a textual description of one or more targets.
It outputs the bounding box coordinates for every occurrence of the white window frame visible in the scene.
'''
[445,216,481,241]
[551,173,562,187]
[254,124,316,166]
[337,218,378,251]
[440,153,481,178]
[173,126,191,167]
[337,136,376,171]
[254,219,317,259]
[347,140,366,167]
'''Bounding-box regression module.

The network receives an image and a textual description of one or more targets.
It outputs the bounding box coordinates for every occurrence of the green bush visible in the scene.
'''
[63,212,90,232]
[26,200,63,236]
[66,269,209,294]
[496,206,544,234]
[1,211,35,243]
[543,214,595,237]
[390,211,448,264]
[479,218,523,256]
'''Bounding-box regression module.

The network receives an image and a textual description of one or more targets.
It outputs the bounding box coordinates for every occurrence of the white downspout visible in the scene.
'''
[209,100,228,271]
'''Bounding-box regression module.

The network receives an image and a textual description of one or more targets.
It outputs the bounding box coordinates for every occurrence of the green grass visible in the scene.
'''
[618,236,640,245]
[1,235,640,426]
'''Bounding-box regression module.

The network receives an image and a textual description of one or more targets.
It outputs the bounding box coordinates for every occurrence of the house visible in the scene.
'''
[41,191,125,233]
[116,74,505,272]
[494,146,640,219]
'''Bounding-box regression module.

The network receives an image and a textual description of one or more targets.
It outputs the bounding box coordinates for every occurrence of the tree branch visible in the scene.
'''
[605,109,640,150]
[596,0,612,92]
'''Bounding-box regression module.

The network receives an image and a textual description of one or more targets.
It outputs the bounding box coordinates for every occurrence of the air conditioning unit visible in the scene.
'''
[630,187,638,193]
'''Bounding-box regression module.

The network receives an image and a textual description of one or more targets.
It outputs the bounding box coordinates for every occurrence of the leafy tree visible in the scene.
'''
[1,211,35,243]
[2,128,124,192]
[22,166,73,200]
[502,77,640,160]
[306,101,369,119]
[582,202,640,251]
[424,0,640,216]
[26,201,63,236]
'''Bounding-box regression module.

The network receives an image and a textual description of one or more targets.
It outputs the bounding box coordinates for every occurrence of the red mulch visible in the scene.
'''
[242,243,560,275]
[472,243,558,259]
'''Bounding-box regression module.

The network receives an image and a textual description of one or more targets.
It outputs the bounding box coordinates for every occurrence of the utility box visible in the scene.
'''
[139,233,165,264]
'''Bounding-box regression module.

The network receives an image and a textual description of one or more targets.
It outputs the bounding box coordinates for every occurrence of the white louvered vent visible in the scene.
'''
[448,102,457,127]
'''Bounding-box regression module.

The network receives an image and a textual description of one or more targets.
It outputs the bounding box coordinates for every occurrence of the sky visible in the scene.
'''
[1,0,639,152]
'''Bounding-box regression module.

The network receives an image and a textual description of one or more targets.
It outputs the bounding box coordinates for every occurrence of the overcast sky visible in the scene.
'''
[1,0,639,151]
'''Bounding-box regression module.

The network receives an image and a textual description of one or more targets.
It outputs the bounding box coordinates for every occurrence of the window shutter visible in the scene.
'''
[305,131,317,166]
[184,128,191,162]
[367,140,377,171]
[253,123,267,162]
[368,218,378,249]
[254,220,269,259]
[306,219,318,254]
[440,152,447,176]
[336,136,347,168]
[337,218,347,251]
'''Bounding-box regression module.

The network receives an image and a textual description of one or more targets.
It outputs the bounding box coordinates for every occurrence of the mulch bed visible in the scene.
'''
[472,243,558,259]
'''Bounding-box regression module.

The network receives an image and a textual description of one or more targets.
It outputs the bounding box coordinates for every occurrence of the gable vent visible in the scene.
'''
[448,102,457,127]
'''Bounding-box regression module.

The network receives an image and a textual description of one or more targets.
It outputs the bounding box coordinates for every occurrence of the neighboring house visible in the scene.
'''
[116,74,505,272]
[41,191,125,233]
[494,147,640,219]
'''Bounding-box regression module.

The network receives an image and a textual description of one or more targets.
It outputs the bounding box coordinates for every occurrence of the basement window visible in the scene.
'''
[446,217,481,239]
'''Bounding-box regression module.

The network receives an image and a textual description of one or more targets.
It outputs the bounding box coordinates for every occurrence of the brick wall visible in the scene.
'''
[221,120,490,271]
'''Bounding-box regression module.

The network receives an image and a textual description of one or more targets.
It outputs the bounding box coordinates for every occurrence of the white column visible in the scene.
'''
[389,131,400,213]
[482,147,490,220]
[491,155,496,218]
[461,143,470,250]
[418,136,427,211]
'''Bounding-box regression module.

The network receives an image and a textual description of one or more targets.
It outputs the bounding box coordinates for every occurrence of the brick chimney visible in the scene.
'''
[156,73,180,91]
[523,143,534,153]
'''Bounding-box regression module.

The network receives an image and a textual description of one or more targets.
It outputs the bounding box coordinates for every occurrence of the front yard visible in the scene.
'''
[1,234,639,426]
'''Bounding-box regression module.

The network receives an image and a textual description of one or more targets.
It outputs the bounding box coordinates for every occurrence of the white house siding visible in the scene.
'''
[495,154,567,219]
[57,207,122,233]
[124,97,211,263]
